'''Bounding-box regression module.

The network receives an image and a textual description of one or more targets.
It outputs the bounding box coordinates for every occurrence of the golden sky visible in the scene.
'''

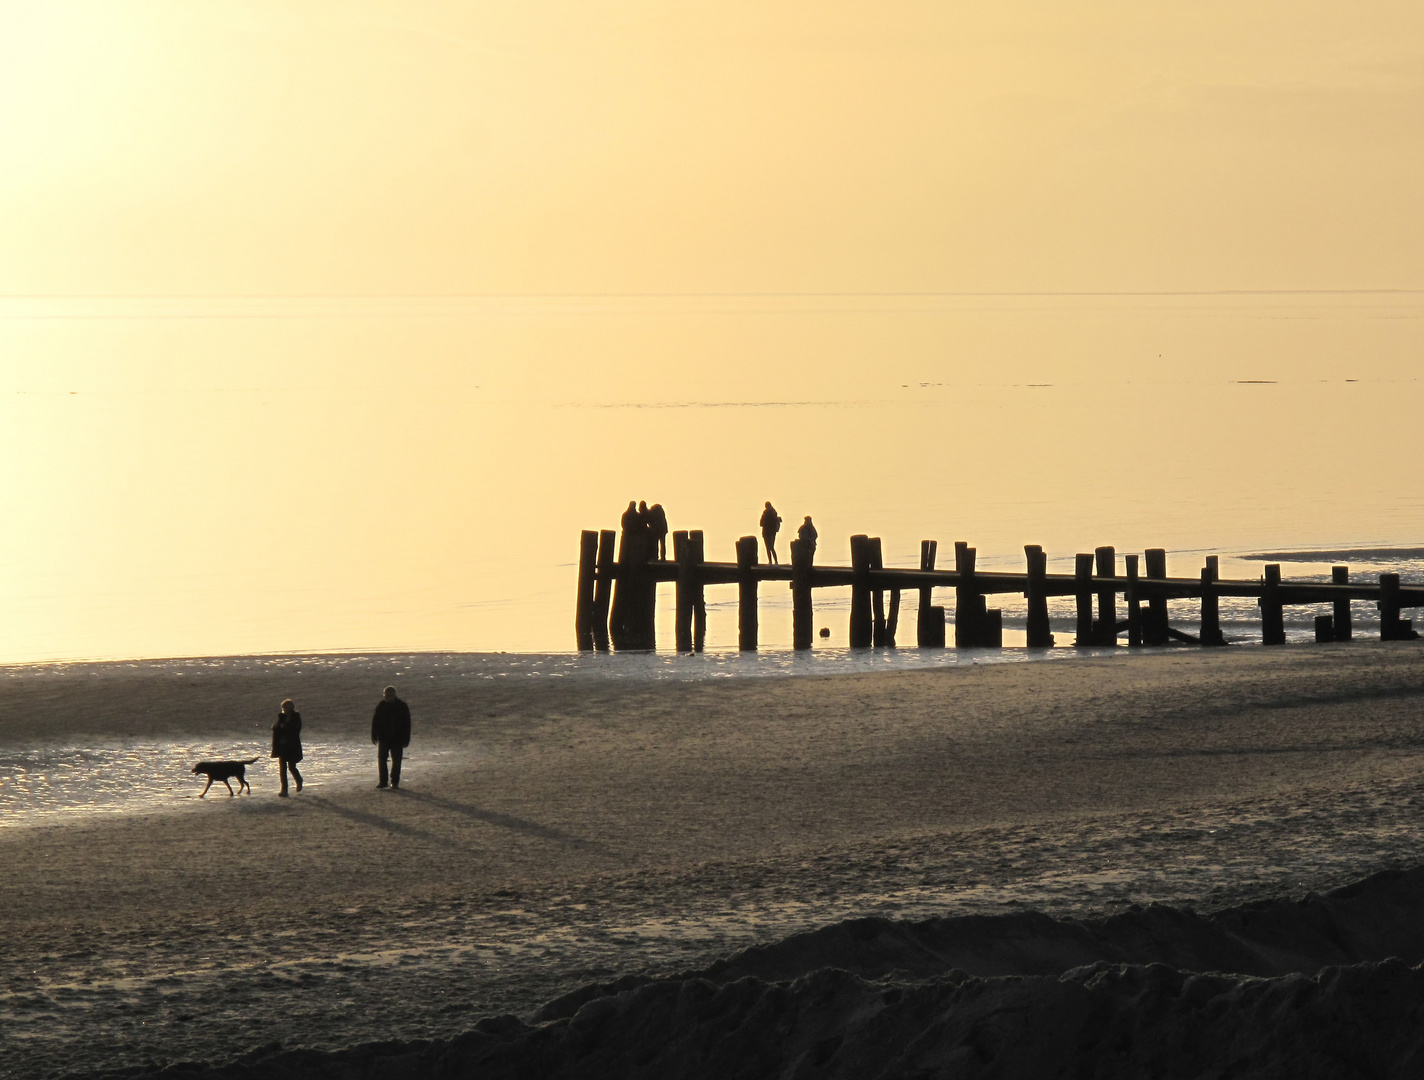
[3,1,1422,297]
[2,4,1422,661]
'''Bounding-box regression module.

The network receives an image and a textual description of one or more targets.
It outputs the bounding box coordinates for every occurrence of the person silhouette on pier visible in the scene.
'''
[797,515,818,560]
[619,501,643,562]
[637,501,657,562]
[648,503,669,561]
[371,685,412,789]
[760,502,782,564]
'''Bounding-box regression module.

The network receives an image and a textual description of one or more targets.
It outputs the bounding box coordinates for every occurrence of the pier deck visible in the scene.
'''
[574,521,1423,652]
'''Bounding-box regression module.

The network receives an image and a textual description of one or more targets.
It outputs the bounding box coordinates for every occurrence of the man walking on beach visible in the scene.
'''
[371,685,412,789]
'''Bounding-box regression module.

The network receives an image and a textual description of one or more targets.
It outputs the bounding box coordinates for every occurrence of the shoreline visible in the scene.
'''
[2,644,1423,1076]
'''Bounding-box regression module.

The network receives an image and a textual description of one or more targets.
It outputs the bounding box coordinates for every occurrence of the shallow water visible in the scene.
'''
[0,740,386,824]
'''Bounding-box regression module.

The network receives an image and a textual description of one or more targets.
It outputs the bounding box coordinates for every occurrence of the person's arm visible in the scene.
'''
[371,704,382,744]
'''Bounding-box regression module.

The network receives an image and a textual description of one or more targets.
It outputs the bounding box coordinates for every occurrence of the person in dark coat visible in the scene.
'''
[619,501,642,562]
[271,698,304,797]
[637,501,655,560]
[371,685,412,789]
[797,515,818,559]
[760,502,782,564]
[648,503,669,560]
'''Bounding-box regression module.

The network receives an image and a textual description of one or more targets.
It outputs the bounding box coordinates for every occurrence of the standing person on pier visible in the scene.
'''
[371,685,412,790]
[637,501,656,562]
[619,501,643,563]
[760,502,782,564]
[648,503,669,560]
[797,515,818,559]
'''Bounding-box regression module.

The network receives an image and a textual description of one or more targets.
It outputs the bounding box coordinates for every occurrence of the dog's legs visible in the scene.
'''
[199,776,214,798]
[222,778,235,797]
[239,777,250,795]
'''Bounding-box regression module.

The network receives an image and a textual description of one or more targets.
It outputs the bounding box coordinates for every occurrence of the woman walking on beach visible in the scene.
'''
[272,698,304,797]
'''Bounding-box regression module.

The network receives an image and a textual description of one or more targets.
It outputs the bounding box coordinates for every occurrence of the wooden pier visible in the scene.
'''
[575,521,1424,652]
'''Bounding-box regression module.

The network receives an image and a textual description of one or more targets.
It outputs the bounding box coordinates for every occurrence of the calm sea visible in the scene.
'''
[2,291,1421,662]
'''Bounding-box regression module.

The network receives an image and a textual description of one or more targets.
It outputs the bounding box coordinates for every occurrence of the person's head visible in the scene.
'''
[804,515,812,523]
[765,501,772,508]
[383,685,397,701]
[281,698,295,713]
[639,500,648,512]
[627,500,636,510]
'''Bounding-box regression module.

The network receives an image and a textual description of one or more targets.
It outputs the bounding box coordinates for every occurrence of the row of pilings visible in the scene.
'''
[575,525,1422,653]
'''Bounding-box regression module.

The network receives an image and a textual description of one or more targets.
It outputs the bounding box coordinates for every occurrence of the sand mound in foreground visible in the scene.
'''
[692,864,1424,985]
[80,869,1424,1080]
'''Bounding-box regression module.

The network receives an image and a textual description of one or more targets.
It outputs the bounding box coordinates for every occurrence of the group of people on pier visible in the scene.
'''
[760,501,817,565]
[618,498,817,565]
[621,501,670,561]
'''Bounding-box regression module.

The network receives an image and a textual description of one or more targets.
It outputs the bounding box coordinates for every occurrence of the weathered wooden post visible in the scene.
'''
[954,541,979,647]
[690,530,707,652]
[673,530,693,652]
[1261,564,1286,645]
[984,607,1004,647]
[736,535,759,652]
[611,518,657,650]
[576,530,598,651]
[791,537,814,650]
[1332,566,1352,641]
[591,529,615,651]
[1125,554,1143,647]
[1074,553,1094,646]
[1200,555,1225,646]
[1024,545,1053,647]
[850,534,873,648]
[1094,546,1116,645]
[886,589,900,647]
[1144,548,1169,646]
[1378,573,1416,640]
[917,540,939,647]
[869,537,888,647]
[1315,615,1334,642]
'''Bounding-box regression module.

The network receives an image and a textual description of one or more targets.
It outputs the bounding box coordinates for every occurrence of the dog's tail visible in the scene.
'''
[242,757,259,764]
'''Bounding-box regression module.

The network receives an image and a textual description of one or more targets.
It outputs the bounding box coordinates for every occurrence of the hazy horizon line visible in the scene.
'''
[3,289,1423,300]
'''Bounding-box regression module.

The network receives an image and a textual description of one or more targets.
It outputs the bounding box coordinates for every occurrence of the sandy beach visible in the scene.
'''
[4,644,1424,1077]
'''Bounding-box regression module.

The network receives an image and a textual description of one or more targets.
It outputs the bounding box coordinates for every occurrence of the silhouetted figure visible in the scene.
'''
[371,685,412,789]
[619,500,648,563]
[798,515,818,559]
[271,698,304,797]
[648,503,669,560]
[760,502,782,564]
[638,501,655,560]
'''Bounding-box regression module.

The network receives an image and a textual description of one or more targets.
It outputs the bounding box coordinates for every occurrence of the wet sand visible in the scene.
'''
[3,645,1424,1077]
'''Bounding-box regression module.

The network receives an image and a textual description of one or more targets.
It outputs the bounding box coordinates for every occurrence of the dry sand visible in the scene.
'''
[3,644,1424,1077]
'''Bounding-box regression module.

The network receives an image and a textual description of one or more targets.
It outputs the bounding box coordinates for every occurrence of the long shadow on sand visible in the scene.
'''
[300,795,466,850]
[393,788,603,850]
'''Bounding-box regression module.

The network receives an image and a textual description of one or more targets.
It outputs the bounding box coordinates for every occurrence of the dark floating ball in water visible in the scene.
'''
[819,627,830,638]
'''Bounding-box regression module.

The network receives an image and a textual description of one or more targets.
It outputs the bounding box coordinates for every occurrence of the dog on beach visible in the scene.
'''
[192,757,258,797]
